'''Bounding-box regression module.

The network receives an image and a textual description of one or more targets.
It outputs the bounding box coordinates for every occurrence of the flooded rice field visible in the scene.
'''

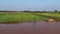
[0,21,60,34]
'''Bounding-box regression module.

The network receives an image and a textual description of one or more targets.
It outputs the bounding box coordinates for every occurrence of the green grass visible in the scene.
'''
[0,12,60,23]
[0,12,47,23]
[32,12,60,20]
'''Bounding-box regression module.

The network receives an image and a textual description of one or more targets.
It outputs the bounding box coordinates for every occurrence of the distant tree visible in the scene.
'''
[26,9,30,12]
[27,10,29,12]
[59,11,60,12]
[43,10,46,13]
[55,10,57,12]
[24,10,26,12]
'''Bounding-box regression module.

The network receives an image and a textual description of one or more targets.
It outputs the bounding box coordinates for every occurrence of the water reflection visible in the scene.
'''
[48,21,58,24]
[33,21,36,29]
[0,21,60,34]
[48,22,55,24]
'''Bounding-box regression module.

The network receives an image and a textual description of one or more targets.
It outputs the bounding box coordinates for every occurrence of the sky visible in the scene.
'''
[0,0,60,11]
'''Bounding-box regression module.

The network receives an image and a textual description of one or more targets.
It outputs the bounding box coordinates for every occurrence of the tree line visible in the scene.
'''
[0,10,60,13]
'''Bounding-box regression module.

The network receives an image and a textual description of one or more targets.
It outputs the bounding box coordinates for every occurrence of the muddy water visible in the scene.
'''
[0,21,60,34]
